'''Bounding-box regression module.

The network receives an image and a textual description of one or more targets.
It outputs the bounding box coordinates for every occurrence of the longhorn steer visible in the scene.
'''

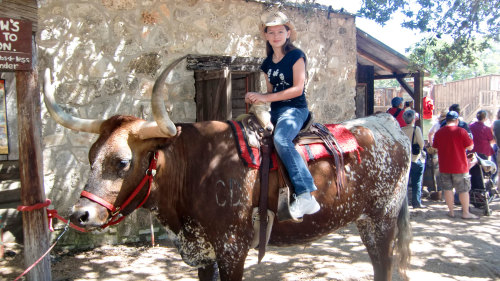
[44,57,412,281]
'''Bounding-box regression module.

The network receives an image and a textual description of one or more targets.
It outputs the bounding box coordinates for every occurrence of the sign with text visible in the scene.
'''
[0,17,32,71]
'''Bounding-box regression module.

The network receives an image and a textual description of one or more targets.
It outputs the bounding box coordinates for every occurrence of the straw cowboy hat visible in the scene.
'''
[438,109,448,122]
[259,11,297,42]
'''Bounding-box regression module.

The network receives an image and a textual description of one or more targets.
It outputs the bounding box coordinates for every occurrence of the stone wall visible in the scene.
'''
[36,0,357,246]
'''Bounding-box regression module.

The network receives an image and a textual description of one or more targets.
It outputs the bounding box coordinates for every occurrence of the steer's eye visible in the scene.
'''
[118,159,130,170]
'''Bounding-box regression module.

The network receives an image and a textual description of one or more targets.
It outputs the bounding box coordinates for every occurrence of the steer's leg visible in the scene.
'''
[198,262,218,281]
[356,216,397,281]
[215,248,248,281]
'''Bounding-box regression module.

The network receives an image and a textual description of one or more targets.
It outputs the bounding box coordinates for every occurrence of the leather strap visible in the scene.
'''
[258,136,272,263]
[310,123,345,198]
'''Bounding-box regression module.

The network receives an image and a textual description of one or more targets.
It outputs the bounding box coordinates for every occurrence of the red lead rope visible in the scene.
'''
[80,151,158,229]
[17,199,86,232]
[14,152,159,280]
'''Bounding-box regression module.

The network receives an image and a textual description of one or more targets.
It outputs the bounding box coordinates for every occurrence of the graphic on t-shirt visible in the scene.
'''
[267,68,290,94]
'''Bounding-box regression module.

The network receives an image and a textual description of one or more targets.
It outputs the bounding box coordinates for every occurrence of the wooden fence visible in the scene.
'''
[432,75,500,122]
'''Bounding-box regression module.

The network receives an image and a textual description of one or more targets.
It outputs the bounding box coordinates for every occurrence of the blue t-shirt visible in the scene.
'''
[260,48,308,112]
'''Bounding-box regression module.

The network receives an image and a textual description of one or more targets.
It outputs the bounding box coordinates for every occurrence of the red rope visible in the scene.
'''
[14,199,85,280]
[17,199,51,212]
[47,209,87,233]
[17,199,87,233]
[13,239,58,281]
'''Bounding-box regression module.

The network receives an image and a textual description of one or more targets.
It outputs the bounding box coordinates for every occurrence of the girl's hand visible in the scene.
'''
[245,92,267,104]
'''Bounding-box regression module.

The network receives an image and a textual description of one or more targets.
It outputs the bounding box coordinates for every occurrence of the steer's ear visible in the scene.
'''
[136,121,177,139]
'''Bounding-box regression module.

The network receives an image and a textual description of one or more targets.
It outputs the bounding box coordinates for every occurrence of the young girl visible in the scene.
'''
[245,12,319,219]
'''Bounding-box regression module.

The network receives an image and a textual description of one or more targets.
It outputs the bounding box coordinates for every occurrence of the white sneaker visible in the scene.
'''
[290,193,320,219]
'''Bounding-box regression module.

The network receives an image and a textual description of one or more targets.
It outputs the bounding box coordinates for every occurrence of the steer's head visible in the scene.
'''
[43,57,186,229]
[70,116,169,229]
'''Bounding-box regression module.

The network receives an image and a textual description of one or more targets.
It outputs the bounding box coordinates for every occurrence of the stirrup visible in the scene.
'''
[277,186,303,223]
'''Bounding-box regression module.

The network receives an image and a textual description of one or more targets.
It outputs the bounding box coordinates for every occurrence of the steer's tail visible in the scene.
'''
[395,196,412,281]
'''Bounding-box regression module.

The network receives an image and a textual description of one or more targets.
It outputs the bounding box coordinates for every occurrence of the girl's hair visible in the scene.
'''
[476,110,487,121]
[497,109,500,120]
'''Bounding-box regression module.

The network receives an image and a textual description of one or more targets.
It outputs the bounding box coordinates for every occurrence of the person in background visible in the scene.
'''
[426,109,448,199]
[428,110,448,146]
[422,93,434,142]
[469,110,495,160]
[404,100,412,111]
[387,97,407,127]
[402,110,426,208]
[404,100,420,120]
[440,104,472,138]
[433,111,478,219]
[468,110,495,198]
[245,11,319,219]
[490,109,500,188]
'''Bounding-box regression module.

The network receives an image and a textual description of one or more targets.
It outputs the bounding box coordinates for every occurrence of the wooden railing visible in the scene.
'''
[462,90,500,121]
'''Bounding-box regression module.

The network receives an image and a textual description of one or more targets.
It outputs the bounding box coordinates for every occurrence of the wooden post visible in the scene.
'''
[414,71,424,127]
[16,69,52,281]
[357,65,374,115]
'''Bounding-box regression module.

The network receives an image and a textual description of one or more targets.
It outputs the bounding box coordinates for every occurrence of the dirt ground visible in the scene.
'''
[2,197,499,281]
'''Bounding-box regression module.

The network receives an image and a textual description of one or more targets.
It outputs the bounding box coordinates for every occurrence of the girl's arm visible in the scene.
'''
[245,58,306,104]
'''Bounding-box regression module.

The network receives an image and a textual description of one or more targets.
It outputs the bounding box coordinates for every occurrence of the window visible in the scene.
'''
[187,55,263,122]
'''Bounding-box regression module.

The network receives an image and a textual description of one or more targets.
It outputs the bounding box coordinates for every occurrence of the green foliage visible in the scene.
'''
[359,0,500,78]
[407,39,500,81]
[374,79,400,88]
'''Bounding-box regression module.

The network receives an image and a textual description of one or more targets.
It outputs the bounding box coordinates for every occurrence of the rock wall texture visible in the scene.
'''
[36,0,357,246]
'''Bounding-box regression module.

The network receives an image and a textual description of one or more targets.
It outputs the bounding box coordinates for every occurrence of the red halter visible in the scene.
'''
[80,152,158,229]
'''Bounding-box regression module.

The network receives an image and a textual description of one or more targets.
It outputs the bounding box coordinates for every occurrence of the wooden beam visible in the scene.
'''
[375,73,416,80]
[357,49,394,73]
[16,68,52,281]
[396,76,414,97]
[0,188,21,209]
[0,0,38,31]
[0,160,20,181]
[187,55,264,72]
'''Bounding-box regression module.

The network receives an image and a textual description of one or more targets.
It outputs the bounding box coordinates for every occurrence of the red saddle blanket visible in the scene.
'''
[228,121,362,170]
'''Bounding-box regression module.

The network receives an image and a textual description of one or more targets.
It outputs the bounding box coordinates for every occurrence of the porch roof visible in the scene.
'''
[356,28,415,79]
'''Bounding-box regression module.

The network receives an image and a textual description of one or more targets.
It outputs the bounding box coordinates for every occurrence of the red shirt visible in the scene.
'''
[469,121,494,156]
[433,126,473,174]
[423,96,434,120]
[387,107,407,127]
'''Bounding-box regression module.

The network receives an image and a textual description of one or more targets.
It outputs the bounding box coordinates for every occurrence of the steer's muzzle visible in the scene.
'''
[69,199,110,228]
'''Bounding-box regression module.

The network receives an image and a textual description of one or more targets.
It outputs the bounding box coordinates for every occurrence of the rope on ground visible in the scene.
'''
[13,199,87,280]
[13,221,71,281]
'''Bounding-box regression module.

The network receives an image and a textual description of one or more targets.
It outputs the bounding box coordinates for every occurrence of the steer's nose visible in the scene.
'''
[69,208,90,227]
[69,202,107,228]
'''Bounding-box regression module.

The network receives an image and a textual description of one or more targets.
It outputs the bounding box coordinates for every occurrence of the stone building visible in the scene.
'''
[36,0,357,246]
[2,0,417,246]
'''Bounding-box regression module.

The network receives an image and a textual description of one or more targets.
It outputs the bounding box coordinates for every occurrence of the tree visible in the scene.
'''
[358,0,499,78]
[406,38,500,81]
[266,0,499,78]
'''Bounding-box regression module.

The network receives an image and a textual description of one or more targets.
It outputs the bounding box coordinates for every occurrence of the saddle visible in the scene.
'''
[230,112,355,216]
[230,111,360,262]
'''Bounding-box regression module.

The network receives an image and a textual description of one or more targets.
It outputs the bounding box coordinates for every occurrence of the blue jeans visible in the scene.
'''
[410,160,425,207]
[271,106,317,195]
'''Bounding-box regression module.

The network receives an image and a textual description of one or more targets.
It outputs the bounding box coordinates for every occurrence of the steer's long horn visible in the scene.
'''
[43,69,103,134]
[151,56,187,137]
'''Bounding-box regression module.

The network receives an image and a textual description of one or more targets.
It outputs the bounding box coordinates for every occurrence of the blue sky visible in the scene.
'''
[317,0,425,55]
